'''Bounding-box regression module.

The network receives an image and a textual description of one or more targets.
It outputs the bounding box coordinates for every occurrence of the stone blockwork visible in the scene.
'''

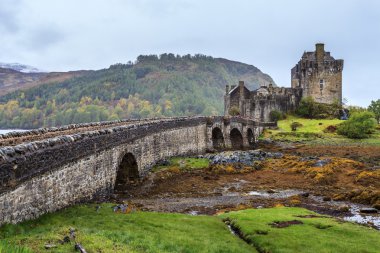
[224,81,302,122]
[0,116,262,224]
[291,43,343,104]
[224,43,343,121]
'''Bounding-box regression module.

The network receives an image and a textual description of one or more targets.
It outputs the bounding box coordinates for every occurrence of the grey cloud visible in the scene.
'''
[21,26,65,51]
[0,0,22,33]
[0,0,379,106]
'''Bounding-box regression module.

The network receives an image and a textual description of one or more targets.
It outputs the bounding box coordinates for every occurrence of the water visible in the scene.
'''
[309,195,380,230]
[247,189,304,199]
[0,129,27,135]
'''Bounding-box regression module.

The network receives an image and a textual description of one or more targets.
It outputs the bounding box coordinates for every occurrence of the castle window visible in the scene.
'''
[319,79,324,90]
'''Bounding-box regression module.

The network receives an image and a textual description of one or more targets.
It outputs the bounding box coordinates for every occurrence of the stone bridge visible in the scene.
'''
[0,116,274,224]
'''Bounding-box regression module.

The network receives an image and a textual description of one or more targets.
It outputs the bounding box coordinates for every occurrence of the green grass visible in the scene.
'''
[0,241,32,253]
[0,204,254,253]
[220,207,380,253]
[2,205,380,253]
[265,115,380,145]
[152,157,209,172]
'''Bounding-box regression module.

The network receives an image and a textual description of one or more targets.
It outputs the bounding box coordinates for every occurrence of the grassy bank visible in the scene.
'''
[2,205,380,253]
[0,204,253,253]
[220,207,380,253]
[263,115,380,145]
[152,157,209,172]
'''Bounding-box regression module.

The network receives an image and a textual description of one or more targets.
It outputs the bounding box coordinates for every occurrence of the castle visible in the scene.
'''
[224,43,344,122]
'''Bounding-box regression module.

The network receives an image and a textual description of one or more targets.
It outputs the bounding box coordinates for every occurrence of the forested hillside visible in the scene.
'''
[0,54,274,129]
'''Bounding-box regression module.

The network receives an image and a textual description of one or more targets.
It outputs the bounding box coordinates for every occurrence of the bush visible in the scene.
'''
[324,125,337,133]
[296,97,341,119]
[296,97,316,118]
[269,110,284,122]
[337,112,377,139]
[228,106,240,116]
[291,122,303,131]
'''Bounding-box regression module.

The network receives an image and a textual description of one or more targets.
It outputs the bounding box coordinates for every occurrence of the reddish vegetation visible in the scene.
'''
[260,142,380,167]
[126,144,380,211]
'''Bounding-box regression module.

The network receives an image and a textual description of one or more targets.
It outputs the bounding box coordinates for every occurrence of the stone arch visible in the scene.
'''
[115,152,139,192]
[212,127,225,150]
[247,128,255,148]
[230,128,243,150]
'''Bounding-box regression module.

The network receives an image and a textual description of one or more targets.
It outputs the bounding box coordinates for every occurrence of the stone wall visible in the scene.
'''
[225,82,302,122]
[0,116,261,225]
[291,43,343,104]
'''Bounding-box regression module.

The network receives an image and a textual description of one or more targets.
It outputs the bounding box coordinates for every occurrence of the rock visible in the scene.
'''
[229,186,237,192]
[338,205,350,212]
[75,243,87,253]
[299,156,319,162]
[323,196,331,201]
[313,159,332,167]
[299,192,310,198]
[360,208,378,214]
[113,204,128,213]
[156,159,170,166]
[69,228,76,239]
[267,189,276,194]
[63,235,71,243]
[45,244,57,249]
[204,150,283,166]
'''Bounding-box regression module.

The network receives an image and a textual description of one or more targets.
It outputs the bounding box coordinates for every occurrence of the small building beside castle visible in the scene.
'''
[224,43,344,122]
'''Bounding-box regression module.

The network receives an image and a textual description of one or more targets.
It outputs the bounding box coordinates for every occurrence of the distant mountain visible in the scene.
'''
[0,67,88,96]
[0,54,275,129]
[0,62,43,73]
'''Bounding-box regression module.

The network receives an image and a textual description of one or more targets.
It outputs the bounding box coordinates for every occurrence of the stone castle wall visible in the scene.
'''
[224,82,302,122]
[291,43,343,104]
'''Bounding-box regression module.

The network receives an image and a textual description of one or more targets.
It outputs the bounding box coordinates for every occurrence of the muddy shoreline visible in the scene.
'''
[100,142,380,229]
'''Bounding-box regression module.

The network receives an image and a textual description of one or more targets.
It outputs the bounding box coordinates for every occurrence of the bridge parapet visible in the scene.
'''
[0,116,264,225]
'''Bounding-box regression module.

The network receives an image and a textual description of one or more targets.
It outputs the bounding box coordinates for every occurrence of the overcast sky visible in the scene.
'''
[1,0,379,106]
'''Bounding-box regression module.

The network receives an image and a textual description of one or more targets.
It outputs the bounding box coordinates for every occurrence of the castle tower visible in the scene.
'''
[291,43,344,104]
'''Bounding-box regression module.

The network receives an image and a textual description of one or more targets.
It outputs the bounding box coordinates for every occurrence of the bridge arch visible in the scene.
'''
[115,152,139,192]
[247,128,255,148]
[230,128,243,149]
[212,127,225,150]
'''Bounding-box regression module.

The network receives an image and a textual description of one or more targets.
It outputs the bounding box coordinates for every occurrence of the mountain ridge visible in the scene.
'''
[0,54,275,128]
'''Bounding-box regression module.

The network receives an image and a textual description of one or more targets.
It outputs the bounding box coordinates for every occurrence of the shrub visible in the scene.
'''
[368,99,380,123]
[324,125,337,133]
[337,112,377,139]
[296,97,316,118]
[228,106,240,116]
[296,97,341,119]
[269,110,284,122]
[291,122,303,131]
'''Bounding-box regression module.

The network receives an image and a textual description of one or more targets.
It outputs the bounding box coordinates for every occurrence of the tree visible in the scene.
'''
[368,99,380,123]
[269,110,284,122]
[228,106,240,116]
[296,97,316,118]
[337,111,377,139]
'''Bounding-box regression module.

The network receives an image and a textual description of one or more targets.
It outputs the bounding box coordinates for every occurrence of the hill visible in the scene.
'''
[0,54,275,129]
[0,67,88,96]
